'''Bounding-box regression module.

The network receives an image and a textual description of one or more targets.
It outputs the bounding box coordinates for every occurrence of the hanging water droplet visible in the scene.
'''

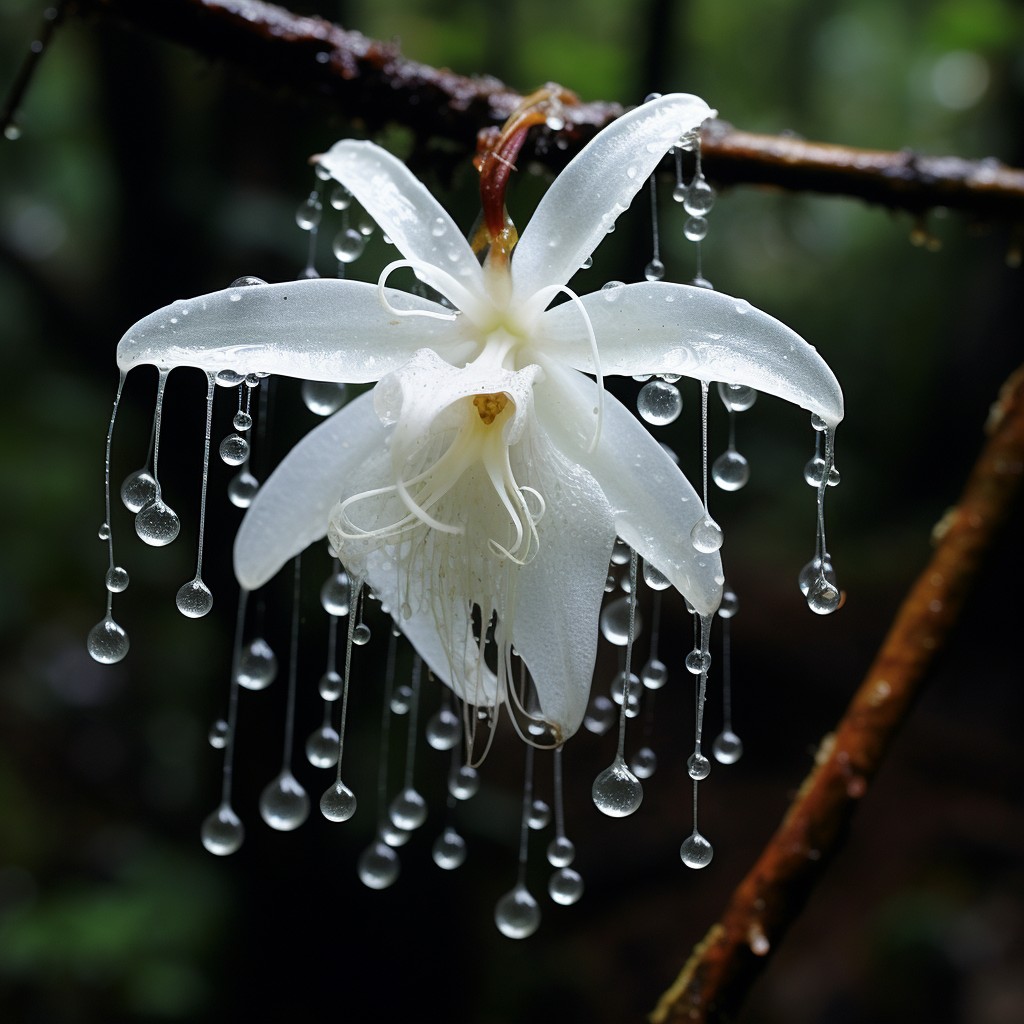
[495,885,541,939]
[528,799,551,830]
[610,538,632,566]
[87,617,129,664]
[319,779,357,822]
[548,867,584,906]
[684,216,708,241]
[685,648,711,675]
[176,577,213,618]
[332,227,366,263]
[717,381,757,413]
[630,746,658,779]
[105,566,129,593]
[120,469,158,513]
[680,830,714,869]
[232,410,252,432]
[218,434,249,467]
[390,684,413,715]
[236,637,277,690]
[687,751,711,780]
[380,821,411,847]
[97,522,111,541]
[425,707,461,750]
[803,456,840,488]
[644,258,665,282]
[295,194,322,231]
[600,596,642,646]
[718,588,739,618]
[352,623,371,646]
[431,827,467,870]
[712,730,743,764]
[640,657,668,690]
[201,803,244,855]
[358,840,400,889]
[690,515,723,553]
[431,766,469,808]
[320,571,350,616]
[301,380,348,416]
[215,368,246,386]
[318,670,343,701]
[811,413,827,432]
[259,770,310,831]
[135,501,180,546]
[329,183,352,210]
[610,672,641,719]
[227,469,259,508]
[712,449,750,491]
[583,695,616,735]
[601,280,625,300]
[807,576,841,615]
[208,718,229,749]
[389,787,427,830]
[356,213,375,237]
[798,554,836,596]
[580,255,593,270]
[305,724,340,768]
[683,178,716,217]
[592,757,643,817]
[642,560,672,591]
[637,380,683,426]
[546,835,576,868]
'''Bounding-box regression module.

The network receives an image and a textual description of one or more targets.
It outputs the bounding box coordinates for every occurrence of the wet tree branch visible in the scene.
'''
[651,365,1024,1024]
[68,0,1024,224]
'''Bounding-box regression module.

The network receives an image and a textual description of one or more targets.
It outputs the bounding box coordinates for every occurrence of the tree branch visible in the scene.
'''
[72,0,1024,224]
[651,364,1024,1024]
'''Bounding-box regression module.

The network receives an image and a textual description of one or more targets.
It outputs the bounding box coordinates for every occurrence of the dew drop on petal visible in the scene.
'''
[637,380,683,425]
[120,469,158,513]
[712,449,750,491]
[389,787,427,831]
[642,560,672,591]
[592,757,643,817]
[87,617,129,664]
[135,501,180,546]
[680,830,714,869]
[431,827,467,870]
[548,868,584,906]
[690,515,723,553]
[495,885,541,939]
[301,380,348,416]
[546,836,576,868]
[236,637,277,690]
[687,751,711,780]
[176,577,213,618]
[305,724,340,768]
[201,803,244,856]
[712,730,744,764]
[105,566,130,593]
[259,770,310,831]
[601,280,625,300]
[218,434,249,467]
[320,779,357,822]
[358,841,400,889]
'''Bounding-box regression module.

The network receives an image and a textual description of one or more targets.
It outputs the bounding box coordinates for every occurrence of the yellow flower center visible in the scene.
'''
[473,392,508,425]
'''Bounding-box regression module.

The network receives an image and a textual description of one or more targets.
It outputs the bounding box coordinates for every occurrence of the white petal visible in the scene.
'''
[317,140,485,299]
[233,391,385,590]
[535,362,723,615]
[539,281,844,427]
[512,94,714,306]
[117,279,473,382]
[510,422,616,740]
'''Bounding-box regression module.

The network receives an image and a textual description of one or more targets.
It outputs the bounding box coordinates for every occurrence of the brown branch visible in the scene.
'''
[651,365,1024,1024]
[71,0,1024,224]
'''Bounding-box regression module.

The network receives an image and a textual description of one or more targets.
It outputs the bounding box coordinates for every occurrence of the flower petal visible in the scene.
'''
[535,362,723,615]
[539,281,844,427]
[233,391,385,591]
[117,279,473,382]
[512,93,714,307]
[317,140,485,299]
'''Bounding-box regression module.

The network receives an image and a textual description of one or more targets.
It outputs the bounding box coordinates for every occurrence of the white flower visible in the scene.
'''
[116,94,842,744]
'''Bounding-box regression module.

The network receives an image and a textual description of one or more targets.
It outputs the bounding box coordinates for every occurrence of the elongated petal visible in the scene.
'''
[512,94,714,306]
[233,391,385,590]
[535,361,723,615]
[117,279,473,382]
[510,423,616,740]
[317,140,485,299]
[539,281,844,427]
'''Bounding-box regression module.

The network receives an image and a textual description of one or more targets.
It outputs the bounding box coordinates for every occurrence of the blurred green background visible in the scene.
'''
[1,1,1022,1021]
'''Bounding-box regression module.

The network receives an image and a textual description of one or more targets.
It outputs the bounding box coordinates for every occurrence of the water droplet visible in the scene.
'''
[380,821,411,847]
[687,751,711,780]
[712,449,750,491]
[332,227,366,263]
[295,195,322,231]
[716,382,757,413]
[5,123,22,141]
[431,827,467,870]
[120,469,158,513]
[680,830,714,869]
[87,617,129,664]
[592,758,643,817]
[352,623,371,646]
[642,560,672,591]
[546,836,576,868]
[580,255,593,270]
[227,469,260,508]
[528,799,551,830]
[692,275,714,290]
[601,280,625,300]
[811,413,827,432]
[641,657,668,690]
[684,216,708,241]
[259,770,310,831]
[329,184,352,210]
[637,380,683,425]
[430,216,448,238]
[320,571,350,616]
[448,764,480,801]
[218,434,249,467]
[389,787,427,830]
[135,500,180,546]
[803,456,840,487]
[232,410,252,432]
[201,803,244,855]
[305,724,340,768]
[630,746,658,779]
[610,538,632,565]
[105,566,130,593]
[718,588,739,618]
[319,779,357,821]
[176,577,213,618]
[610,672,641,718]
[644,258,665,282]
[358,841,400,889]
[215,369,245,388]
[683,178,716,217]
[318,670,343,701]
[807,576,841,615]
[97,522,111,541]
[390,684,412,715]
[425,707,461,750]
[798,555,836,596]
[685,649,711,675]
[712,730,743,764]
[548,868,584,906]
[600,596,642,646]
[495,885,541,939]
[301,380,348,416]
[236,637,277,690]
[583,695,616,735]
[208,718,229,749]
[690,515,723,553]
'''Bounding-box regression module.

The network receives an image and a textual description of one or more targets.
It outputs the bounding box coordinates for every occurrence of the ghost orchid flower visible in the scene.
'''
[114,93,843,746]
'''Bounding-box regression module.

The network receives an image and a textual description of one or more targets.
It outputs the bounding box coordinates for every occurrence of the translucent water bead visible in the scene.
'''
[642,560,671,591]
[690,515,724,553]
[637,380,683,426]
[600,597,643,646]
[641,657,668,689]
[305,724,340,768]
[683,177,716,217]
[219,434,249,467]
[259,770,310,831]
[135,501,180,546]
[494,885,541,939]
[232,410,252,432]
[685,649,711,675]
[687,751,711,780]
[528,799,551,830]
[319,571,350,616]
[320,779,357,822]
[630,746,658,779]
[87,617,129,664]
[592,757,643,817]
[318,670,343,701]
[120,469,157,513]
[712,449,750,491]
[546,836,576,868]
[425,707,461,750]
[332,228,366,263]
[583,695,616,735]
[176,577,213,618]
[105,566,129,593]
[295,193,322,231]
[208,718,229,749]
[227,470,259,509]
[431,827,467,870]
[201,803,244,856]
[680,830,714,869]
[717,381,757,412]
[803,456,841,487]
[389,787,427,830]
[236,638,277,690]
[448,764,480,801]
[712,730,743,764]
[548,868,584,906]
[301,380,348,416]
[358,841,400,890]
